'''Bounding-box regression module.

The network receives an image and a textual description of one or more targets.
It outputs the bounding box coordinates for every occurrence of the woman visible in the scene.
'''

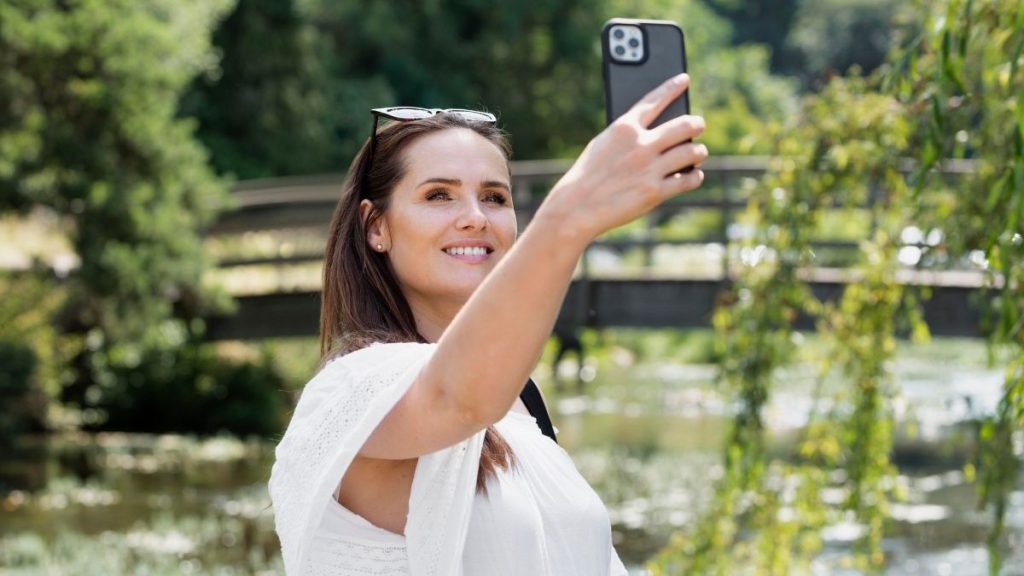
[270,73,707,575]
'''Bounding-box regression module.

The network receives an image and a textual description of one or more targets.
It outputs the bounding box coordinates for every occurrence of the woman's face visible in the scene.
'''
[364,127,516,316]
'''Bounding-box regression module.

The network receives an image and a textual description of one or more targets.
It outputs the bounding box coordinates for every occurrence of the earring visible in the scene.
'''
[376,244,384,252]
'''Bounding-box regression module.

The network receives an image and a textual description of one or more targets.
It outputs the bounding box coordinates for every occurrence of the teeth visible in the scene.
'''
[445,247,488,256]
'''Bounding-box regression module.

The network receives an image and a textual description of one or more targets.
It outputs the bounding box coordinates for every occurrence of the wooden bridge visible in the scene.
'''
[204,157,989,341]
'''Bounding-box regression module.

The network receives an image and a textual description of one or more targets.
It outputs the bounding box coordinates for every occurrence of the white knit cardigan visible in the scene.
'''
[268,342,485,575]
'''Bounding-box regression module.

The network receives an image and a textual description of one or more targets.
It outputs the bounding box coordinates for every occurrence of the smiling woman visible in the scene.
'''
[359,128,518,335]
[268,74,709,575]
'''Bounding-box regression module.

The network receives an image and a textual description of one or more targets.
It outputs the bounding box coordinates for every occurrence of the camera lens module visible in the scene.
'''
[608,24,643,63]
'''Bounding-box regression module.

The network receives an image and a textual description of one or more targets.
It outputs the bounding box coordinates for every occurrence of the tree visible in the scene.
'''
[294,0,611,162]
[186,0,797,176]
[180,0,341,179]
[0,0,235,407]
[788,0,910,88]
[703,0,803,74]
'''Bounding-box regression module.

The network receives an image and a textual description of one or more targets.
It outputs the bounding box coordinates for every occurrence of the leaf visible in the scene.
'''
[959,0,973,57]
[987,171,1011,212]
[940,29,952,74]
[1014,159,1024,231]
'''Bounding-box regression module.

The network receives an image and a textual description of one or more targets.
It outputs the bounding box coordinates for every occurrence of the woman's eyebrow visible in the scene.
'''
[417,177,511,192]
[418,177,461,188]
[483,180,512,192]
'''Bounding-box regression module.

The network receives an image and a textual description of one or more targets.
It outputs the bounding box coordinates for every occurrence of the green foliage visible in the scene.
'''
[788,0,910,88]
[0,341,41,445]
[86,329,286,436]
[702,0,801,72]
[0,273,66,437]
[653,0,1024,573]
[704,0,912,89]
[0,0,253,434]
[591,328,720,366]
[888,0,1024,572]
[180,0,341,179]
[0,0,235,344]
[652,73,922,572]
[246,0,612,162]
[181,0,796,172]
[657,208,722,241]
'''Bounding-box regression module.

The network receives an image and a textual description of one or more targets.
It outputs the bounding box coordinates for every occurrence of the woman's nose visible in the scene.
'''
[456,197,488,230]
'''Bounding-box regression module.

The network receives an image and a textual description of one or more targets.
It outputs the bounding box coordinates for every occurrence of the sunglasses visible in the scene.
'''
[362,107,498,196]
[370,106,497,125]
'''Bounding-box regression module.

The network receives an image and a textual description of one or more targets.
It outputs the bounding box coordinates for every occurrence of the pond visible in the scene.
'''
[1,335,1022,574]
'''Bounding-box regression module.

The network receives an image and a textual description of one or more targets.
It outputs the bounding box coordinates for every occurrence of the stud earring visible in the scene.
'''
[376,244,384,252]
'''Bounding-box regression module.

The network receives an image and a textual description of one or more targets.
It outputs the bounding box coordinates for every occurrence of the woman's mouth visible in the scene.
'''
[442,246,493,262]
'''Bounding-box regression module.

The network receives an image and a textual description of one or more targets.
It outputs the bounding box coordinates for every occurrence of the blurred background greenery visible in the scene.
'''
[1,0,1022,574]
[0,0,881,437]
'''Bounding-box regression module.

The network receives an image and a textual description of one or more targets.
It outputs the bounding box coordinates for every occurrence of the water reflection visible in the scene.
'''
[0,337,1021,574]
[547,336,1022,572]
[0,434,281,574]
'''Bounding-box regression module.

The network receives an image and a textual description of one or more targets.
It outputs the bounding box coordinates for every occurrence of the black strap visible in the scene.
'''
[519,378,557,444]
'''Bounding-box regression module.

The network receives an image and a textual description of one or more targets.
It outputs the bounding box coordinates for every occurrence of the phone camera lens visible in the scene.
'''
[628,38,640,48]
[614,45,626,56]
[613,28,625,39]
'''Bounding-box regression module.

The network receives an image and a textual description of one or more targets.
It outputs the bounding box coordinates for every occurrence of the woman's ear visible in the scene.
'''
[360,199,389,252]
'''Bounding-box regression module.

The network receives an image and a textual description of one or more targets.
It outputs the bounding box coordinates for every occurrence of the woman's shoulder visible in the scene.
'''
[320,341,436,374]
[286,341,437,427]
[306,341,437,396]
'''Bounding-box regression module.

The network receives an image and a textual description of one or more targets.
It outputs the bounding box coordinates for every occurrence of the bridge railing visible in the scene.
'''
[210,156,777,272]
[202,156,989,340]
[210,155,978,281]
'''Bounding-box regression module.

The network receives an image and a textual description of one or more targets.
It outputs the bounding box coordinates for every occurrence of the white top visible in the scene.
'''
[269,342,627,575]
[310,410,628,575]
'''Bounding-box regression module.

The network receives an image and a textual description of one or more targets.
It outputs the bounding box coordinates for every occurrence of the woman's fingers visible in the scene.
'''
[623,73,690,128]
[650,114,706,151]
[656,141,709,176]
[661,168,705,197]
[657,142,708,196]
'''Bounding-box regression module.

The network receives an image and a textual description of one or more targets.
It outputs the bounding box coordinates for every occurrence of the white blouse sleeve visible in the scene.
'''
[609,545,629,575]
[271,342,467,575]
[406,426,487,575]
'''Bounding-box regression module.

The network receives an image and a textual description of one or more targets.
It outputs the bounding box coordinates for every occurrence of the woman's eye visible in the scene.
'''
[426,189,451,201]
[484,192,509,205]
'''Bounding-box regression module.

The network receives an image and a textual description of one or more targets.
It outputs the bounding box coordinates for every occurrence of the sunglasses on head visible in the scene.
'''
[370,107,497,124]
[362,107,498,197]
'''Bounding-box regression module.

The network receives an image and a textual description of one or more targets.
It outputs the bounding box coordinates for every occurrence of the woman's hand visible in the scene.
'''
[539,73,708,246]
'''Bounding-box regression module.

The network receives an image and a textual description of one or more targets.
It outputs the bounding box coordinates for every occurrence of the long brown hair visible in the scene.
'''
[320,113,515,491]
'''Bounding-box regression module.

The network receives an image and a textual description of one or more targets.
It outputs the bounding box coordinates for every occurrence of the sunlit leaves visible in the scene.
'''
[891,1,1024,570]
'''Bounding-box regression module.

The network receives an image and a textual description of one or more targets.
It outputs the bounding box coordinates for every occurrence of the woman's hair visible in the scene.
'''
[320,113,515,492]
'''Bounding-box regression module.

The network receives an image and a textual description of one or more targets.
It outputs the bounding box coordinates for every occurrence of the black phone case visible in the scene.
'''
[602,19,689,128]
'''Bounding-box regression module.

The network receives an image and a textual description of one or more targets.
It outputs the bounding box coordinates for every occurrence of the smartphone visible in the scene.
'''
[601,18,690,129]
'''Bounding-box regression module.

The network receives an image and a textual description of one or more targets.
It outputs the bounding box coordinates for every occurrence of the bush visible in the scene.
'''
[0,272,66,437]
[0,341,47,445]
[88,336,287,437]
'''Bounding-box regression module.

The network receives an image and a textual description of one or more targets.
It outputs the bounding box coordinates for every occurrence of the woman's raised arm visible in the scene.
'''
[360,73,708,459]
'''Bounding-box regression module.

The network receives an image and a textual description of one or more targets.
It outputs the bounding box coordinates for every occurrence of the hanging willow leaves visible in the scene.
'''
[654,0,1023,572]
[651,75,921,573]
[889,0,1024,572]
